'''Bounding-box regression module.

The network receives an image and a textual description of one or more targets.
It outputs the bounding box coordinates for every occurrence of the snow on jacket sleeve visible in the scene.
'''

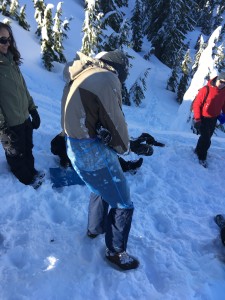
[193,86,209,120]
[79,70,130,154]
[97,84,129,154]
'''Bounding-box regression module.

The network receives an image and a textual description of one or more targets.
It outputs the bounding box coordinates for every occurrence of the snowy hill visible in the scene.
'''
[1,1,225,300]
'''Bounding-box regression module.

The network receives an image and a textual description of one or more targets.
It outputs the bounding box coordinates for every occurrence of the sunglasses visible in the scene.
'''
[219,80,225,84]
[0,36,11,45]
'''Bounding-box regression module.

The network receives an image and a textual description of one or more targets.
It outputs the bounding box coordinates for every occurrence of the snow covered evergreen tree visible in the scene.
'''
[177,73,189,104]
[146,0,196,68]
[177,49,192,103]
[33,0,46,37]
[122,83,131,106]
[197,0,214,35]
[81,0,104,56]
[98,0,131,51]
[167,68,179,92]
[129,68,150,106]
[213,43,225,72]
[212,2,225,30]
[192,35,206,75]
[41,4,56,71]
[18,5,30,31]
[0,0,10,16]
[52,2,66,63]
[9,0,19,20]
[130,0,143,52]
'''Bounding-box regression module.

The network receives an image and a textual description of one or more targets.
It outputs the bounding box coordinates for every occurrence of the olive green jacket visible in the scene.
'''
[0,52,36,128]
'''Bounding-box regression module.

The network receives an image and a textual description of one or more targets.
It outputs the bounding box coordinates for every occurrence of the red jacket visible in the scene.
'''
[193,78,225,120]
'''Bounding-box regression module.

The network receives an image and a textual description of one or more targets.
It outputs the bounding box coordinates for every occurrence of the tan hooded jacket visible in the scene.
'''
[61,52,129,154]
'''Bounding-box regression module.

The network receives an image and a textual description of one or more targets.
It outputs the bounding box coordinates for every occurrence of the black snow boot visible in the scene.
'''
[105,248,139,270]
[119,157,143,173]
[214,214,225,246]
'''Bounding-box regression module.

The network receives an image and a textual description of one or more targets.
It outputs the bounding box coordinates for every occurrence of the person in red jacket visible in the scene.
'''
[193,72,225,167]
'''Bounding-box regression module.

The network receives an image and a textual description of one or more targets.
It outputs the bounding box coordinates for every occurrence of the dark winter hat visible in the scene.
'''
[218,72,225,81]
[99,50,129,83]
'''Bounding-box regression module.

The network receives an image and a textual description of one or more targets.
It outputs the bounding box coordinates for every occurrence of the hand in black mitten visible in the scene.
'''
[130,140,153,156]
[153,141,165,147]
[30,109,41,129]
[192,120,201,135]
[139,133,155,145]
[96,122,112,145]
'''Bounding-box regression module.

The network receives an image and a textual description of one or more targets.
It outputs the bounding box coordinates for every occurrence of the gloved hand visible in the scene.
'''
[153,141,165,147]
[138,133,155,145]
[192,119,201,135]
[132,133,165,147]
[30,109,40,129]
[218,113,225,125]
[96,122,112,145]
[130,140,154,156]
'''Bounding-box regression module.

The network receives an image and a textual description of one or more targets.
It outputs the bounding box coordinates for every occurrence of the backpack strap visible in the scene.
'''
[200,85,209,111]
[188,85,209,123]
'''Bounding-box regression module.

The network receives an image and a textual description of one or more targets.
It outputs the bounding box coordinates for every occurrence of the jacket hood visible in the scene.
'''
[63,52,118,83]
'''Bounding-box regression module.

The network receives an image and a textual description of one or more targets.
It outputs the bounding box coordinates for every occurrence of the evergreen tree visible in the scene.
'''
[176,49,192,103]
[212,1,225,31]
[98,0,131,51]
[181,49,192,75]
[147,0,196,68]
[130,0,143,52]
[167,68,179,92]
[214,44,225,72]
[218,23,225,43]
[9,0,19,20]
[81,0,104,56]
[0,0,11,16]
[41,4,56,71]
[177,73,189,104]
[52,2,66,63]
[129,68,150,106]
[99,0,128,33]
[33,0,46,37]
[192,35,206,76]
[121,83,131,106]
[197,0,214,35]
[18,5,30,31]
[105,18,131,51]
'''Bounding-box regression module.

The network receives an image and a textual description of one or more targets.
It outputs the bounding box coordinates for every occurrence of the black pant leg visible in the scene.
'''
[24,119,36,175]
[6,120,34,185]
[195,117,217,160]
[88,193,109,234]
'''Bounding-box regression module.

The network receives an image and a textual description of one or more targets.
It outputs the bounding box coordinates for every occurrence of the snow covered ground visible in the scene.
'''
[1,1,225,299]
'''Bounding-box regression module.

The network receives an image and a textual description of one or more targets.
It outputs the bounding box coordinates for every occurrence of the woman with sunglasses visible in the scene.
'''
[0,22,43,188]
[192,72,225,168]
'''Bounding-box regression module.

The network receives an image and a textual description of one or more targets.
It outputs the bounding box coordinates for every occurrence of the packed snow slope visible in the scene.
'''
[1,1,225,300]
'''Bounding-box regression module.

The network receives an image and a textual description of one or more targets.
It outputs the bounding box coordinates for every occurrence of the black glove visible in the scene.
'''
[153,141,165,147]
[130,140,154,156]
[96,122,112,145]
[132,133,165,147]
[192,119,201,135]
[30,109,40,129]
[137,133,155,145]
